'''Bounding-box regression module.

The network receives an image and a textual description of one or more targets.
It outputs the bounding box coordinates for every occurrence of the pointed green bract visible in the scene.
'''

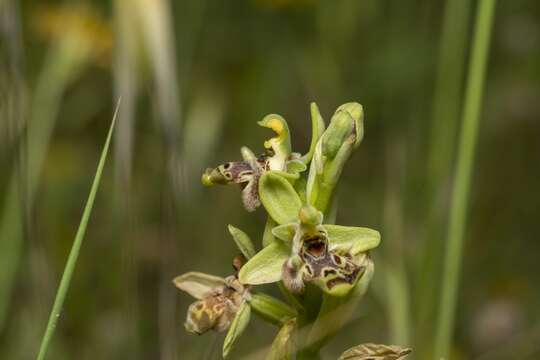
[228,225,256,259]
[259,172,302,225]
[325,225,381,255]
[249,293,297,326]
[223,301,251,358]
[239,241,289,285]
[37,101,119,360]
[301,102,326,164]
[173,272,226,299]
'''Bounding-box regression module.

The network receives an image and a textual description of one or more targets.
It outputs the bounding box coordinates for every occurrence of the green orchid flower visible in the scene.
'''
[174,271,249,336]
[238,204,380,297]
[174,230,296,358]
[201,105,324,212]
[173,102,403,358]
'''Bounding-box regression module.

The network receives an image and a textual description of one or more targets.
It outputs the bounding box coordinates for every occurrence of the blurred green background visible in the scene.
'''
[1,0,539,359]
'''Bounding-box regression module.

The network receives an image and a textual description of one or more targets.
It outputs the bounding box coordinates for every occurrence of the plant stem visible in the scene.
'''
[36,102,119,360]
[434,1,496,358]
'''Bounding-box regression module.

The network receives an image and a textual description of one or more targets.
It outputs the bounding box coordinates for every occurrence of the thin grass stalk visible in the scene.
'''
[434,1,497,358]
[132,2,183,356]
[113,2,141,355]
[36,102,119,360]
[383,139,410,346]
[415,0,471,351]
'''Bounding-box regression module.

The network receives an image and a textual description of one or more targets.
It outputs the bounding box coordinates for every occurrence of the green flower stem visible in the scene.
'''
[36,102,118,360]
[434,1,496,358]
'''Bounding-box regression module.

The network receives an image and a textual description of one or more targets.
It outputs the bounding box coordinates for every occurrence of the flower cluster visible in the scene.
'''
[173,102,410,359]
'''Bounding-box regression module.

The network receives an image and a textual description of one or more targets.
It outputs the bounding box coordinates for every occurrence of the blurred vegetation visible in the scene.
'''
[1,0,539,359]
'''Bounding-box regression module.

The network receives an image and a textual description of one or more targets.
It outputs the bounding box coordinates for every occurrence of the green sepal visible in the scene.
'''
[271,223,297,244]
[249,293,297,326]
[259,172,302,225]
[301,102,326,164]
[223,301,251,358]
[262,217,277,247]
[228,225,257,259]
[325,225,381,255]
[173,272,225,300]
[265,318,297,360]
[239,241,289,285]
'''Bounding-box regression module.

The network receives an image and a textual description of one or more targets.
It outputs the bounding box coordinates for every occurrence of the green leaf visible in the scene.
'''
[239,241,289,285]
[338,343,412,360]
[271,223,297,244]
[265,319,297,360]
[173,272,225,299]
[301,102,326,164]
[223,301,251,358]
[249,293,297,326]
[228,225,256,259]
[325,225,381,255]
[259,172,302,225]
[37,101,119,360]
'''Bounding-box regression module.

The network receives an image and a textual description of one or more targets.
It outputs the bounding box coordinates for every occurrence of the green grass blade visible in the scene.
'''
[434,1,497,358]
[36,101,120,360]
[415,0,471,349]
